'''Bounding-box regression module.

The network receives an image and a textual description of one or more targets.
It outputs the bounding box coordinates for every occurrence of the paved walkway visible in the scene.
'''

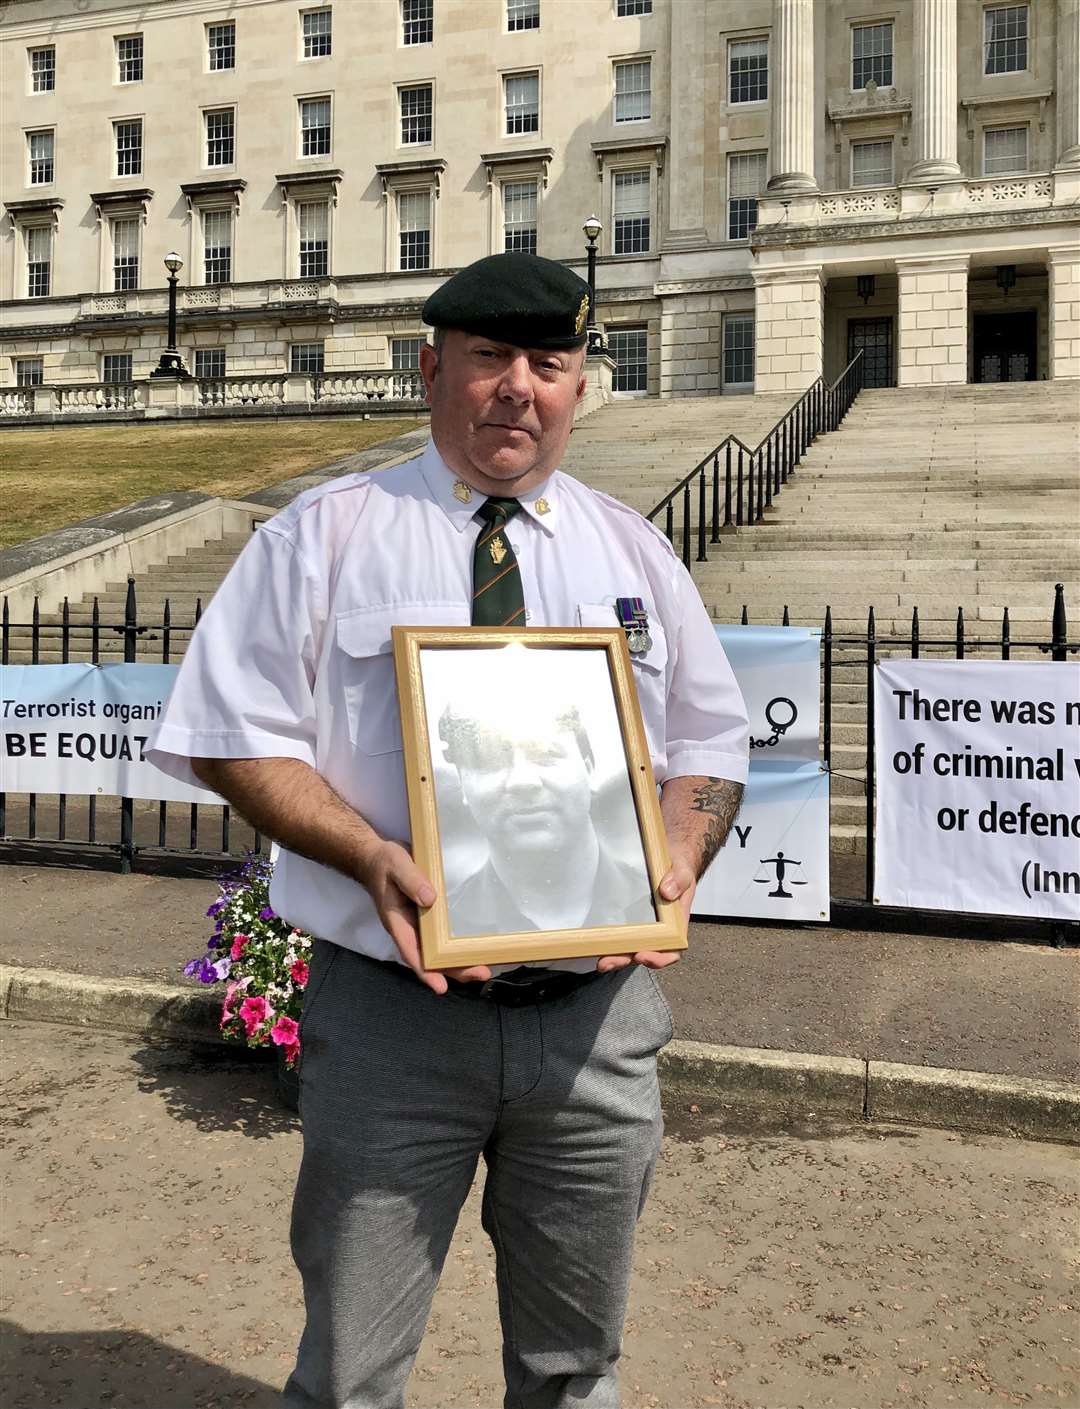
[2,863,1076,1083]
[5,1021,1077,1409]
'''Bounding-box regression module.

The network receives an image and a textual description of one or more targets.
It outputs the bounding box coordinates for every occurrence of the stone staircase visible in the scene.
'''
[5,381,1077,861]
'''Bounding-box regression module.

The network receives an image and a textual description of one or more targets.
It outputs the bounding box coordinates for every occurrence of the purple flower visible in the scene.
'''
[259,906,276,921]
[211,956,232,981]
[206,899,226,919]
[183,957,204,978]
[197,958,219,984]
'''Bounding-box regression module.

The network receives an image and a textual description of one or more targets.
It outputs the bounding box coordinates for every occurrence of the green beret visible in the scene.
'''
[422,252,590,350]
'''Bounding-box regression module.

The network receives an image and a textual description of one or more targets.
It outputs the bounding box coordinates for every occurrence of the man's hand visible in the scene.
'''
[355,838,491,996]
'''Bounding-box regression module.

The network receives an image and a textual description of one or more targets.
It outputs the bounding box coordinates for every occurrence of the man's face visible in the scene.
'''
[419,331,587,496]
[457,724,593,858]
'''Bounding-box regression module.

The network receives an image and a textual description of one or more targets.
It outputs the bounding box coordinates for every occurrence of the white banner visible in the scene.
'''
[875,659,1080,921]
[0,663,220,805]
[692,626,830,922]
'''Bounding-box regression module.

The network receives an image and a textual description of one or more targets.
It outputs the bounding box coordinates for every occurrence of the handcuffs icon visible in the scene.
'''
[749,696,798,750]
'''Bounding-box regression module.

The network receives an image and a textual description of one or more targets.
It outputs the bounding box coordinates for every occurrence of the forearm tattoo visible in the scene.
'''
[690,777,744,875]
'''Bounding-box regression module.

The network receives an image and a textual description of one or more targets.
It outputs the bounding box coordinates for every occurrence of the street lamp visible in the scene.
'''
[582,214,606,355]
[151,250,191,378]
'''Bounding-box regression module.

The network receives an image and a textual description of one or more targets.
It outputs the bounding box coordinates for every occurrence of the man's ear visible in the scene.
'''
[419,342,439,403]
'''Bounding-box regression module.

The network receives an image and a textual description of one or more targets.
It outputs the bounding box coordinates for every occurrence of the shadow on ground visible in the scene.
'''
[1,1320,279,1408]
[130,1040,299,1139]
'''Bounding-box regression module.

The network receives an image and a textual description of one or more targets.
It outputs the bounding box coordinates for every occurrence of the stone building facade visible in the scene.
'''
[2,0,1078,404]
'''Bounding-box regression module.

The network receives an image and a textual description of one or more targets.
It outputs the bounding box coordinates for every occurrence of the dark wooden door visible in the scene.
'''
[847,317,894,387]
[973,311,1037,382]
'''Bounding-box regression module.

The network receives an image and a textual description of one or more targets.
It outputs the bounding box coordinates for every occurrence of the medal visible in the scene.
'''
[615,596,652,655]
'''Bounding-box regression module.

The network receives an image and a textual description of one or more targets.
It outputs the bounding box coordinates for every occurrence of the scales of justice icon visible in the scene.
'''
[754,852,808,900]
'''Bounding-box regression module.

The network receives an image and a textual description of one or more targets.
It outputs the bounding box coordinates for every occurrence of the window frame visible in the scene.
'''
[850,20,894,91]
[982,123,1029,176]
[296,197,330,277]
[204,105,237,168]
[110,214,141,291]
[207,20,236,72]
[29,45,55,94]
[503,69,541,137]
[402,0,434,46]
[606,325,649,395]
[201,205,234,285]
[390,335,427,370]
[298,94,333,159]
[194,348,227,379]
[290,341,325,374]
[726,150,767,241]
[102,351,134,384]
[113,118,144,179]
[616,0,652,16]
[27,128,55,186]
[507,0,540,31]
[501,177,539,254]
[399,83,434,147]
[983,4,1029,75]
[613,57,651,124]
[611,167,651,256]
[115,33,144,85]
[24,223,52,299]
[396,186,433,271]
[728,36,768,106]
[850,136,894,188]
[16,356,45,388]
[300,7,333,59]
[722,314,755,390]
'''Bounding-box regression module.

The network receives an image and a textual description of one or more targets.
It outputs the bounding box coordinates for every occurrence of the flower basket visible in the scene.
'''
[184,854,312,1104]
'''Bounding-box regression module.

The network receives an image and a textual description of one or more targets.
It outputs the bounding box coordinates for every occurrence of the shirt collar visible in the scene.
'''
[418,438,559,537]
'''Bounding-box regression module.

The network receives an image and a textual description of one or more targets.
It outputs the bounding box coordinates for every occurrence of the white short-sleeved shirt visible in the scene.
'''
[147,439,749,961]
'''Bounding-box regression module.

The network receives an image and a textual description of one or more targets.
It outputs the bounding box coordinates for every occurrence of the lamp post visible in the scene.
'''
[582,214,606,355]
[151,250,191,378]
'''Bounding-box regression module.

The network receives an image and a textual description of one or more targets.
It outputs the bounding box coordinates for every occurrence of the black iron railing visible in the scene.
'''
[647,351,864,569]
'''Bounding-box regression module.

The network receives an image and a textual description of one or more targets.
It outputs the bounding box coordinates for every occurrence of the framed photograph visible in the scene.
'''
[392,627,687,969]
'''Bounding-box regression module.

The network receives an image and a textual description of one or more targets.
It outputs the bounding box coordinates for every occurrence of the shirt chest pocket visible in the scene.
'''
[335,602,470,756]
[576,602,668,679]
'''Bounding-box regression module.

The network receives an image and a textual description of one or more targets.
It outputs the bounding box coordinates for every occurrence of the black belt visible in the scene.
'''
[446,965,606,1007]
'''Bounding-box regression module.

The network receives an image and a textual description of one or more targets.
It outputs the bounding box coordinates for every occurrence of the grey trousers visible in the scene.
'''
[281,943,674,1409]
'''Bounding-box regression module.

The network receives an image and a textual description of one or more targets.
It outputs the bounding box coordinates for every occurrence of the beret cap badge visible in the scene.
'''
[575,295,589,337]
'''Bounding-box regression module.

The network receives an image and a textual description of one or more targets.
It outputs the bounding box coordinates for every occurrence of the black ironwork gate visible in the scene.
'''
[847,318,894,388]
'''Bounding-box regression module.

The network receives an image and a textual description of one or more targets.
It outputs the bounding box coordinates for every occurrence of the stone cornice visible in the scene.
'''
[89,188,154,208]
[751,204,1080,249]
[4,196,64,218]
[653,275,754,295]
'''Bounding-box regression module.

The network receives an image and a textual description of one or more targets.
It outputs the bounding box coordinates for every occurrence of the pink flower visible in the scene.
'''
[290,960,309,988]
[271,1015,300,1048]
[220,980,241,1029]
[230,934,250,961]
[238,995,271,1038]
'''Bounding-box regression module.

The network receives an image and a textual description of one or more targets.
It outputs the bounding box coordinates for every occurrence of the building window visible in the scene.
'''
[203,207,232,283]
[851,138,893,187]
[397,189,431,269]
[25,226,51,298]
[400,85,433,145]
[205,107,235,166]
[195,348,226,378]
[116,35,143,83]
[111,217,139,290]
[30,46,55,93]
[727,151,766,239]
[298,200,329,276]
[300,97,331,156]
[852,22,893,89]
[729,38,768,104]
[208,22,236,71]
[612,168,650,254]
[507,0,539,30]
[402,0,433,45]
[391,336,425,369]
[503,179,538,253]
[16,357,44,387]
[984,5,1027,74]
[505,72,540,135]
[115,120,143,177]
[102,353,133,383]
[608,327,648,393]
[983,125,1028,175]
[614,59,650,123]
[617,0,652,15]
[290,342,324,373]
[302,8,332,58]
[28,130,54,185]
[723,315,754,386]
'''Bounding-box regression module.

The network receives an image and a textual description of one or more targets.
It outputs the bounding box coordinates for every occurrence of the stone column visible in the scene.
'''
[752,265,824,392]
[665,0,708,246]
[1057,0,1080,169]
[908,0,962,182]
[766,0,817,194]
[896,255,969,386]
[1048,246,1080,380]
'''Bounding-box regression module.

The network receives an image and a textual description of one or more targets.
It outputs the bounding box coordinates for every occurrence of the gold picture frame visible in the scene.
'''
[392,626,687,969]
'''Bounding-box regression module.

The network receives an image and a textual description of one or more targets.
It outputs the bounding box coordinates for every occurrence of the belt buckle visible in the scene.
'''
[479,978,497,1000]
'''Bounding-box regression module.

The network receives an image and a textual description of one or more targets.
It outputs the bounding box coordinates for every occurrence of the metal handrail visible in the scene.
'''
[646,351,865,569]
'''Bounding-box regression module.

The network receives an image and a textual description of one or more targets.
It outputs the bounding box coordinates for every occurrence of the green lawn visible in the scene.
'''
[0,416,422,550]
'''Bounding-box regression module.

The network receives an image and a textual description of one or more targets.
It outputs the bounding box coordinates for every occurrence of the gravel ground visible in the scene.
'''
[3,1021,1078,1409]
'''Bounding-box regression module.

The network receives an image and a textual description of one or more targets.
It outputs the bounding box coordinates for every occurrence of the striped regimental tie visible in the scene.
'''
[472,497,526,627]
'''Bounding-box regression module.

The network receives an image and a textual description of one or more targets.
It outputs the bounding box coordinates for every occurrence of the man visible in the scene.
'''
[147,251,748,1409]
[436,674,655,936]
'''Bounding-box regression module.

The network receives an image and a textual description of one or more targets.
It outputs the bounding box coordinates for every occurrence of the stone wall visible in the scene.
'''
[896,255,968,386]
[752,268,823,393]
